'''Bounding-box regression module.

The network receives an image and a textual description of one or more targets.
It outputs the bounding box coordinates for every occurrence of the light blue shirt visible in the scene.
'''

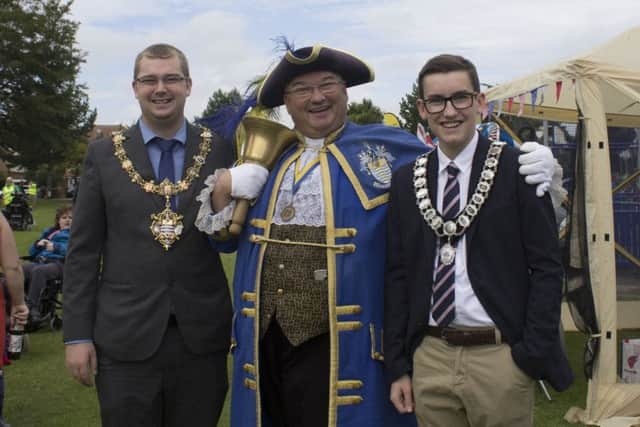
[139,118,187,182]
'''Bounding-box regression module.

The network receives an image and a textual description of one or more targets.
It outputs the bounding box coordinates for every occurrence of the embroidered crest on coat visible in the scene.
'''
[358,143,395,189]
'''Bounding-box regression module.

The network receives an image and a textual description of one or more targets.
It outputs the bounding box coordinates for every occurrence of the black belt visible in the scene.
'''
[426,326,499,346]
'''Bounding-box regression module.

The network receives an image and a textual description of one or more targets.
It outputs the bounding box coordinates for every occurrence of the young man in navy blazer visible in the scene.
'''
[384,54,573,427]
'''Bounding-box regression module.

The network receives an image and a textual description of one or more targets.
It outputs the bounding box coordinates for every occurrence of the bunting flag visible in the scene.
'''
[538,85,545,105]
[517,94,525,117]
[556,81,563,102]
[497,98,504,117]
[530,89,538,112]
[507,97,514,113]
[487,101,495,119]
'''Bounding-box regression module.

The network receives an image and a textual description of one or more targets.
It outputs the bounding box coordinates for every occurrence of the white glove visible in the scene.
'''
[229,163,269,199]
[518,141,554,197]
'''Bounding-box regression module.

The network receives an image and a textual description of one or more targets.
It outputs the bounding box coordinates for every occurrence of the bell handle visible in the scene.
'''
[229,199,250,236]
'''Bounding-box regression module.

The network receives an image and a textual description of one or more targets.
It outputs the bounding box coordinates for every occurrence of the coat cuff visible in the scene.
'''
[195,170,235,235]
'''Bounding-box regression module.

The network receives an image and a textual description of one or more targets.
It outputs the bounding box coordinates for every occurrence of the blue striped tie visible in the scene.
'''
[431,163,460,326]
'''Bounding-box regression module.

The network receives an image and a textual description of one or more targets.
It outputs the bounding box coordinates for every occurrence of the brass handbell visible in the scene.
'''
[229,116,298,235]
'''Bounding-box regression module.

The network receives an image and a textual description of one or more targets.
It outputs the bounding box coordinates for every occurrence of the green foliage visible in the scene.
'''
[0,0,96,172]
[199,88,242,120]
[347,98,383,125]
[398,82,427,135]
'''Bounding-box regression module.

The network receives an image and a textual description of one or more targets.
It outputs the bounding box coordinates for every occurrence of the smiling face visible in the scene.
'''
[283,71,348,139]
[132,55,192,135]
[418,70,485,159]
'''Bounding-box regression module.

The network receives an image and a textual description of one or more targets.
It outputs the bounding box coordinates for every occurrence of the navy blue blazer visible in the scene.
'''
[383,133,573,391]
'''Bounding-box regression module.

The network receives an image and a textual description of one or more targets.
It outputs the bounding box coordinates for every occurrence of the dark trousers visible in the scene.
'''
[95,320,228,427]
[23,261,62,309]
[260,321,329,427]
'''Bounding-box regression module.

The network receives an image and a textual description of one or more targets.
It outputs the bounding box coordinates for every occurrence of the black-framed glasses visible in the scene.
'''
[284,80,345,99]
[419,92,477,113]
[135,74,187,87]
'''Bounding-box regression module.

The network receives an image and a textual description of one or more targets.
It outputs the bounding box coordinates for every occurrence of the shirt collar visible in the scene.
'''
[437,130,478,175]
[139,118,187,145]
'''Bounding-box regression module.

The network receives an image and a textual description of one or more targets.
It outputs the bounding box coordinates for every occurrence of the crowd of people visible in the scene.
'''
[0,41,572,427]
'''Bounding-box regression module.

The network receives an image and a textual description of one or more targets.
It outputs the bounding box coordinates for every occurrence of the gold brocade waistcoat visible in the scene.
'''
[260,224,328,346]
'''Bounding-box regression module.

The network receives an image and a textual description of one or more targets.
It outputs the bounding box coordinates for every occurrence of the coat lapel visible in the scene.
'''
[465,133,490,247]
[123,125,163,211]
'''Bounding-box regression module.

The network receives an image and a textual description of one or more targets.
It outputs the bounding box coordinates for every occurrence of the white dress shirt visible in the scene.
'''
[429,132,495,327]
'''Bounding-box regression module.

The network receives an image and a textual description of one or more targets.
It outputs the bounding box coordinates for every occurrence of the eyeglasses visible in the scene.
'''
[419,92,477,113]
[284,80,345,99]
[135,74,187,87]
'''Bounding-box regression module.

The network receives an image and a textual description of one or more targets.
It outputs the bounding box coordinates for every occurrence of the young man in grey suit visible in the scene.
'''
[384,54,573,426]
[63,44,237,427]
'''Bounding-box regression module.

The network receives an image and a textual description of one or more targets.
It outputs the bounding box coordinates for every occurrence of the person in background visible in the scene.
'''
[0,214,30,427]
[23,205,72,324]
[26,182,37,208]
[1,179,19,209]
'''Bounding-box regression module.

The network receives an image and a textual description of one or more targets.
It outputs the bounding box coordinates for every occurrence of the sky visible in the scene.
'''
[69,0,640,126]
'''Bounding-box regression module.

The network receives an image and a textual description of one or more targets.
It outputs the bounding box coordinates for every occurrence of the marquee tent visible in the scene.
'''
[486,27,640,426]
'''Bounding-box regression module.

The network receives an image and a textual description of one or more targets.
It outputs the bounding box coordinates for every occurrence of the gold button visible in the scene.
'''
[277,288,284,295]
[278,264,285,270]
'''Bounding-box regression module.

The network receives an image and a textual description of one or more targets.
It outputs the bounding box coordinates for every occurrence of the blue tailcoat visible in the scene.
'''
[231,122,426,427]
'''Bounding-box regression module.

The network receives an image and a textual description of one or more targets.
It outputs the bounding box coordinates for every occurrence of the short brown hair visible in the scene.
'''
[417,54,480,99]
[133,43,190,79]
[53,205,72,229]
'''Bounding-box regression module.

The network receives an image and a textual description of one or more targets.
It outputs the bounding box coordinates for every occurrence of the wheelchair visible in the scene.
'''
[26,277,63,332]
[20,256,63,332]
[2,193,34,231]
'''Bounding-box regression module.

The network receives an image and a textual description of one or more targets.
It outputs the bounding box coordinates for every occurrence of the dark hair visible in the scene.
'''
[417,54,480,99]
[53,205,72,230]
[133,43,190,79]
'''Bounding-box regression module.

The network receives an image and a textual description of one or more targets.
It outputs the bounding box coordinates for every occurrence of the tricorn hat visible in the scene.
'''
[257,44,375,108]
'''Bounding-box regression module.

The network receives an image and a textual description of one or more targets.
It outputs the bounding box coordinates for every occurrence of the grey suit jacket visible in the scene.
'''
[63,122,234,361]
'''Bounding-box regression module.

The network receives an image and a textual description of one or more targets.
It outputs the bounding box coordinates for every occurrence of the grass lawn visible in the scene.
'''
[2,199,636,426]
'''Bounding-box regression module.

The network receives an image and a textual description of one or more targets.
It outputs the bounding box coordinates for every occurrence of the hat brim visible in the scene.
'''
[257,45,375,108]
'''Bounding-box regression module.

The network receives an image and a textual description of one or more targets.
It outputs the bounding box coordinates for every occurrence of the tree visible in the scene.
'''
[0,0,96,174]
[398,82,427,135]
[199,88,242,119]
[347,98,383,125]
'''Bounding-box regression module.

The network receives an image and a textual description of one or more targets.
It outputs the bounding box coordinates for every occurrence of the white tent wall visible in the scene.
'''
[486,27,640,426]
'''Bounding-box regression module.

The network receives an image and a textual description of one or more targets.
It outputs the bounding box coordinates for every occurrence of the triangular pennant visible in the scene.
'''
[507,97,513,113]
[555,81,562,103]
[530,89,538,112]
[497,99,504,117]
[487,101,495,119]
[517,94,525,117]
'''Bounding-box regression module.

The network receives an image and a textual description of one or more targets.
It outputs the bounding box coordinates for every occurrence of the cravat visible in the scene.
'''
[431,163,460,327]
[156,138,178,210]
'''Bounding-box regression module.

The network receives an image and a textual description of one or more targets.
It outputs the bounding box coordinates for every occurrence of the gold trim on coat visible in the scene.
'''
[252,143,306,427]
[369,324,384,361]
[326,143,389,210]
[336,305,362,316]
[336,396,364,406]
[337,380,363,390]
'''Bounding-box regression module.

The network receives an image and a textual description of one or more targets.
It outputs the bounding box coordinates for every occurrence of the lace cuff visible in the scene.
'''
[195,169,236,235]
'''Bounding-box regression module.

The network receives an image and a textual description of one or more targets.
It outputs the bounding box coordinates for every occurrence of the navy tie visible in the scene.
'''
[156,138,178,210]
[431,163,460,327]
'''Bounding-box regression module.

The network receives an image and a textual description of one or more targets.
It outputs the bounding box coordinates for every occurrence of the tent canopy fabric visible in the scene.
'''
[486,27,640,427]
[486,27,640,128]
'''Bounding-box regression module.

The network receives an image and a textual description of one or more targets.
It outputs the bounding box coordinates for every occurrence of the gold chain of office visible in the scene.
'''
[111,128,213,250]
